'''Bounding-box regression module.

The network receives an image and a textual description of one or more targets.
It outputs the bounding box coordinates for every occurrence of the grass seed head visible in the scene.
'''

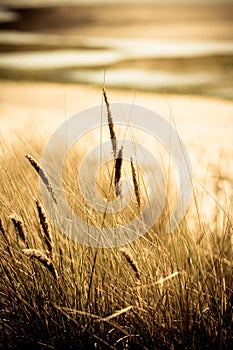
[115,146,123,197]
[130,158,141,208]
[103,88,117,159]
[120,248,140,281]
[25,154,57,204]
[10,214,27,243]
[34,198,54,260]
[22,248,58,280]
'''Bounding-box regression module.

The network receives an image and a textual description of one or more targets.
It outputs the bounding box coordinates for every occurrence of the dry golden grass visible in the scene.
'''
[25,153,58,204]
[103,87,118,159]
[34,198,54,261]
[130,157,141,209]
[22,248,58,280]
[10,214,27,244]
[0,91,232,350]
[119,248,140,282]
[115,146,123,197]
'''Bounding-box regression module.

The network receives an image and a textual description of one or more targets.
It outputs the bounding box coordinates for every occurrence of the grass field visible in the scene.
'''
[0,86,232,349]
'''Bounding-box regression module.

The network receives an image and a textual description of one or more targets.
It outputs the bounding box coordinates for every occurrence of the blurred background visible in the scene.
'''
[0,0,232,99]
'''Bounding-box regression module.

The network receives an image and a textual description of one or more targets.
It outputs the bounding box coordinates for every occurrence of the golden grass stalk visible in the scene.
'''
[99,305,133,322]
[0,218,9,245]
[120,248,140,281]
[0,218,14,258]
[115,146,123,197]
[25,154,57,204]
[34,198,54,261]
[10,214,26,243]
[103,88,117,159]
[136,271,181,289]
[22,248,58,280]
[130,158,141,208]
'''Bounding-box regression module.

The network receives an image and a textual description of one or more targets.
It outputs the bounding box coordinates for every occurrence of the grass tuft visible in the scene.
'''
[0,91,232,349]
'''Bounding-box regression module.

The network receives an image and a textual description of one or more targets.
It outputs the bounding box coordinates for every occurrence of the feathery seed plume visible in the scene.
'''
[35,199,54,261]
[115,147,123,197]
[10,214,26,243]
[22,249,58,279]
[120,248,140,281]
[130,158,141,208]
[103,88,117,159]
[25,154,57,204]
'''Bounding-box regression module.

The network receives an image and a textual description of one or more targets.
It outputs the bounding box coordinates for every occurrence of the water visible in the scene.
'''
[1,33,232,69]
[0,1,232,98]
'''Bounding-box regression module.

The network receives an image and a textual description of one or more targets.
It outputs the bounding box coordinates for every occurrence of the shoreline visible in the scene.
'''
[0,2,232,100]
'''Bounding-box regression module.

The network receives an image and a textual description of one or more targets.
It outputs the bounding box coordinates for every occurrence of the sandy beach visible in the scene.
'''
[1,81,233,184]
